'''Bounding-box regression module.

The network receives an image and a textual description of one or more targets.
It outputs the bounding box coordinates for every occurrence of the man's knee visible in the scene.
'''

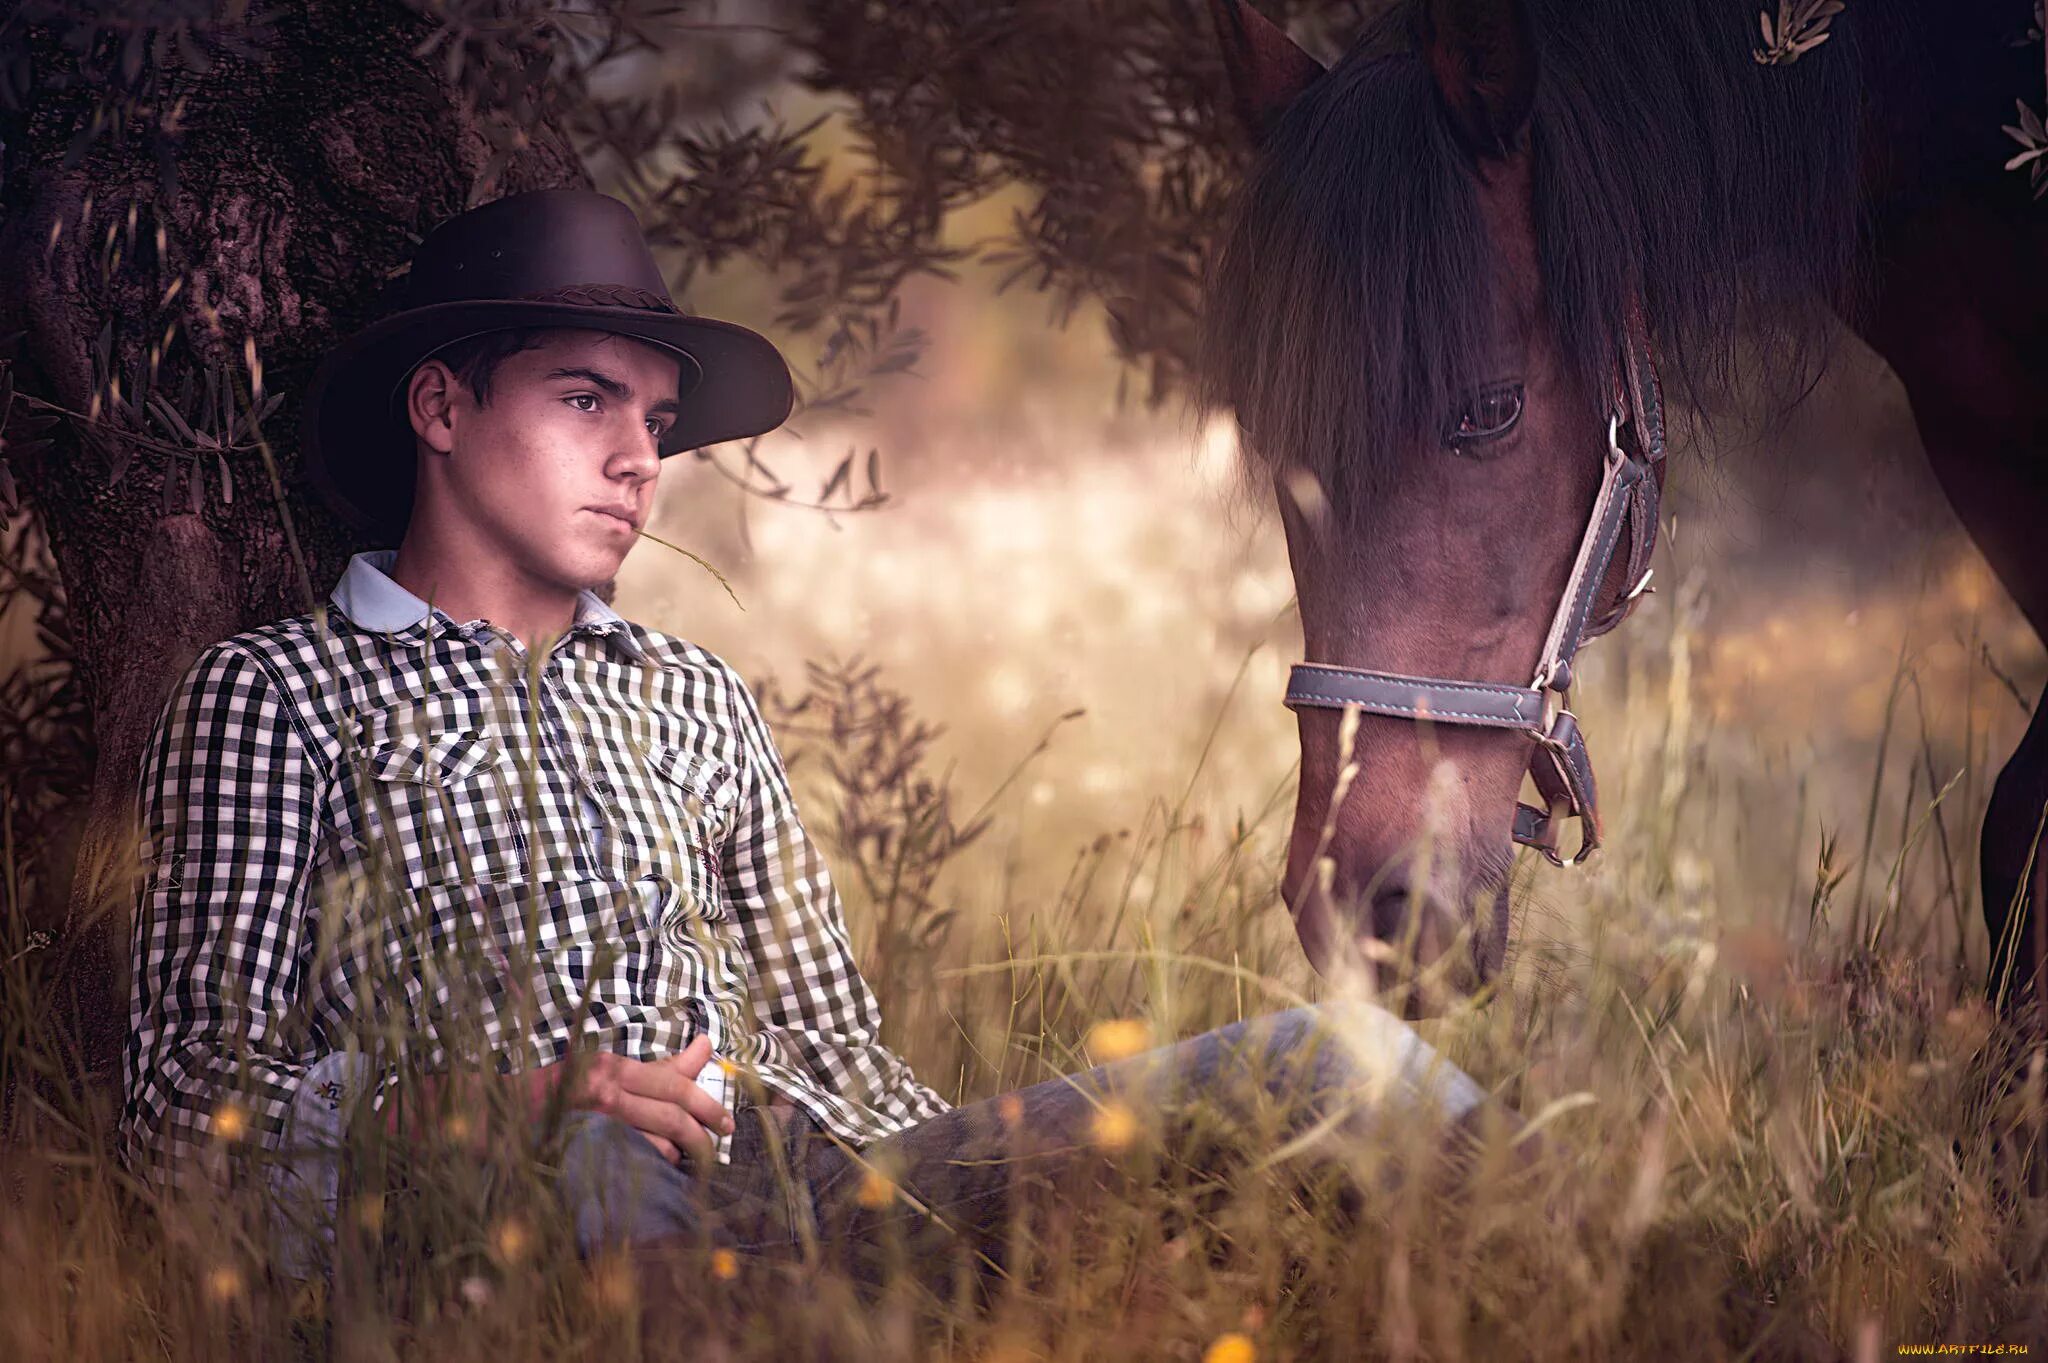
[557,1112,706,1255]
[1204,1002,1490,1134]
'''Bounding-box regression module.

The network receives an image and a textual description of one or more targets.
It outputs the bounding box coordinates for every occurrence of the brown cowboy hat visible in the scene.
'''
[301,187,794,542]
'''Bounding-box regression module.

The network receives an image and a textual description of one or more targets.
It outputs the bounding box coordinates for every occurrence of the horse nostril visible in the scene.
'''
[1363,884,1486,1013]
[1366,885,1459,961]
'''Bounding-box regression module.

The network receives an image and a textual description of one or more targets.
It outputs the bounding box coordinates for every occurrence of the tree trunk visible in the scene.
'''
[0,0,586,1105]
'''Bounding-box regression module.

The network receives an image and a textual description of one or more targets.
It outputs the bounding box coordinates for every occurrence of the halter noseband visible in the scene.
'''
[1282,306,1667,868]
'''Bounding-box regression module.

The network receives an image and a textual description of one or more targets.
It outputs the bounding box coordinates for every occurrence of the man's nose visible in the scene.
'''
[614,427,661,479]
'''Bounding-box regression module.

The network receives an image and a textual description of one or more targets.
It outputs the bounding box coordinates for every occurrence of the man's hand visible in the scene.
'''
[565,1035,735,1165]
[383,1035,735,1164]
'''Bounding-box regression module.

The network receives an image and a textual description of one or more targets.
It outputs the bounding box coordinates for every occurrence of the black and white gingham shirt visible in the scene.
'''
[121,548,950,1176]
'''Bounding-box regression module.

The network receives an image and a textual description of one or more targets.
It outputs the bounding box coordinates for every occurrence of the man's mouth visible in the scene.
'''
[588,507,638,532]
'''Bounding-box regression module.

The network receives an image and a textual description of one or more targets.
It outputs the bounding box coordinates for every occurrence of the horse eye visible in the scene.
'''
[1444,382,1525,452]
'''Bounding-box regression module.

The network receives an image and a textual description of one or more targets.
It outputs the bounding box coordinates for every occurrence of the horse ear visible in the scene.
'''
[1415,0,1537,158]
[1206,0,1327,148]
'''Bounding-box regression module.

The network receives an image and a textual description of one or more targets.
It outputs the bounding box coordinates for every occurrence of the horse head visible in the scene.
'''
[1201,0,1671,1009]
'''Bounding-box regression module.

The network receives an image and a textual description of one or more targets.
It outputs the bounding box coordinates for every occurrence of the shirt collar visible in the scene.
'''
[328,548,648,663]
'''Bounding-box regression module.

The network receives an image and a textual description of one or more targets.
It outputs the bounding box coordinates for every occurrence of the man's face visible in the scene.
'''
[406,328,682,592]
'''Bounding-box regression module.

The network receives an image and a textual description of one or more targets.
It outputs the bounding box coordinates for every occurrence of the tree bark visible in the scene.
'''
[0,0,586,1102]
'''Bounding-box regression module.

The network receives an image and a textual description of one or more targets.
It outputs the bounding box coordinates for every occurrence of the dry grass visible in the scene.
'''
[7,350,2048,1356]
[3,533,2047,1361]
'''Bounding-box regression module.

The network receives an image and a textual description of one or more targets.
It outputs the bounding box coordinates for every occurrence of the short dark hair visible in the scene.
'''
[423,326,556,406]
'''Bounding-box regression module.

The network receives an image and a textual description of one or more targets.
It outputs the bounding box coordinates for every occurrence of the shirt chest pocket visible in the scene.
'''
[351,724,530,888]
[629,740,740,904]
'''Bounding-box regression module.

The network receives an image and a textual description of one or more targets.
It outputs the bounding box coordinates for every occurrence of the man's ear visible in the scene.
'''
[1206,0,1327,149]
[405,359,459,457]
[1414,0,1536,159]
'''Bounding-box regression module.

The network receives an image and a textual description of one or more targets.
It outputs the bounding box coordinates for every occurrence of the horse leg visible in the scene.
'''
[1864,194,2048,1027]
[1979,686,2048,1015]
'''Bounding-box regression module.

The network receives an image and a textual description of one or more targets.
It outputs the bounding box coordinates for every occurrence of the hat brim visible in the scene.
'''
[301,299,794,542]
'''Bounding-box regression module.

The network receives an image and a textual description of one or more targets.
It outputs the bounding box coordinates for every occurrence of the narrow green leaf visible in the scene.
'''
[146,393,196,443]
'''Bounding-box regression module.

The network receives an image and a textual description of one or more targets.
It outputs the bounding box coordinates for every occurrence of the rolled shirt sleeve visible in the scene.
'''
[717,662,952,1132]
[119,640,347,1183]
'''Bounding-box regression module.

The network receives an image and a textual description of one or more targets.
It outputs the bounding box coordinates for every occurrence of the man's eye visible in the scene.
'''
[1444,382,1524,452]
[569,392,665,441]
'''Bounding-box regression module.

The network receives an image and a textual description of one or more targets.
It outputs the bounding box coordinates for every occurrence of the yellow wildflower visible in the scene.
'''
[211,1102,248,1143]
[1090,1100,1140,1153]
[710,1248,739,1281]
[1085,1018,1153,1063]
[203,1264,244,1305]
[856,1167,897,1209]
[489,1216,530,1266]
[587,1253,637,1313]
[1203,1332,1256,1363]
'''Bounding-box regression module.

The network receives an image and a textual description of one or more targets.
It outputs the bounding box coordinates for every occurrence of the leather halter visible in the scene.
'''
[1283,307,1667,868]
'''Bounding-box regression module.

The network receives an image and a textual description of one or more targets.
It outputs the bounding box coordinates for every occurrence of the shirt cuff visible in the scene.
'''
[265,1051,387,1280]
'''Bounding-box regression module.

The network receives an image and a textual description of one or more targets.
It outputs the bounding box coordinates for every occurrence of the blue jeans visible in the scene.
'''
[264,1004,1487,1288]
[557,1003,1490,1291]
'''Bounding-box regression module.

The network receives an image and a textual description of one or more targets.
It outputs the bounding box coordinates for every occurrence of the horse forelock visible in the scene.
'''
[1195,0,1869,518]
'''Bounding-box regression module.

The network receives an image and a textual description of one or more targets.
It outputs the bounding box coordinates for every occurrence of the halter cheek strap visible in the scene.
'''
[1282,307,1667,868]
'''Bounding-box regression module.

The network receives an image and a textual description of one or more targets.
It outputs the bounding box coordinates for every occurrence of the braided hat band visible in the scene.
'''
[384,284,700,413]
[519,282,681,313]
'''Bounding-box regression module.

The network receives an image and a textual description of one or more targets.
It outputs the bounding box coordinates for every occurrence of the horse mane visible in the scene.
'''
[1196,0,1870,515]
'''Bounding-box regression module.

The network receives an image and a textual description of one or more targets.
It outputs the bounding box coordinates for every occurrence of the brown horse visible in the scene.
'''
[1198,0,2048,1019]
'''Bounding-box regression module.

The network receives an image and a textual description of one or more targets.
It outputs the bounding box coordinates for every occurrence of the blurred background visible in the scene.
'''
[618,164,2043,997]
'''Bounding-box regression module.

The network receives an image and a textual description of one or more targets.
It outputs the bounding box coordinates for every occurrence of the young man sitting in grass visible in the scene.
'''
[121,188,1490,1292]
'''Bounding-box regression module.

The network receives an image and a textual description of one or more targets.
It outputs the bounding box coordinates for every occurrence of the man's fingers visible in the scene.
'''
[610,1052,735,1138]
[616,1043,723,1106]
[674,1032,712,1079]
[636,1130,683,1165]
[611,1090,718,1163]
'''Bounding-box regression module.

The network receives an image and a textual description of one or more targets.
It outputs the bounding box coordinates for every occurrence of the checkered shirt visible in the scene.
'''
[120,549,950,1179]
